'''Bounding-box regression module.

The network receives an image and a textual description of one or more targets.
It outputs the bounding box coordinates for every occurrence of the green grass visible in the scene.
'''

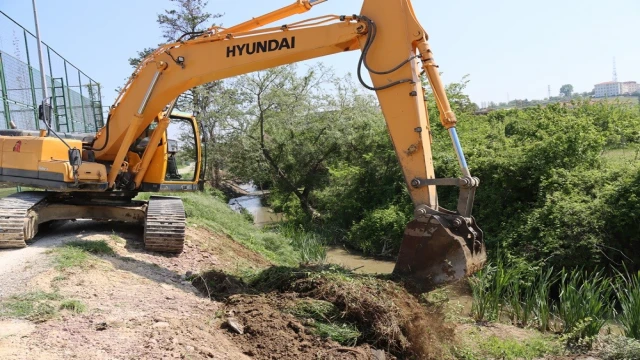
[614,269,640,340]
[468,258,617,344]
[0,291,63,322]
[558,269,614,343]
[49,240,115,269]
[59,300,86,314]
[109,231,125,244]
[593,334,640,360]
[276,222,327,264]
[313,322,361,346]
[286,296,360,346]
[0,187,17,198]
[290,299,338,321]
[477,335,562,360]
[455,328,563,360]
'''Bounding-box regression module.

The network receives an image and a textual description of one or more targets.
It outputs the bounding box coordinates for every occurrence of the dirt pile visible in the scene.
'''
[224,294,375,359]
[194,265,456,360]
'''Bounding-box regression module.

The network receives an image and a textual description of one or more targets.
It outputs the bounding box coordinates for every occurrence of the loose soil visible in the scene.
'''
[192,265,457,360]
[0,220,258,359]
[224,294,375,360]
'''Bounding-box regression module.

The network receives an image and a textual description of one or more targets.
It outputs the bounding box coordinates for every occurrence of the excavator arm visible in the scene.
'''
[91,0,485,286]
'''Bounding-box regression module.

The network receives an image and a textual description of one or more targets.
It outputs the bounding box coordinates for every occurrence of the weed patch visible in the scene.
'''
[49,240,114,269]
[468,258,621,346]
[478,335,562,360]
[65,240,115,255]
[455,326,563,360]
[287,299,360,345]
[109,231,125,244]
[0,291,63,322]
[592,334,640,360]
[275,223,327,264]
[312,322,361,346]
[59,300,86,314]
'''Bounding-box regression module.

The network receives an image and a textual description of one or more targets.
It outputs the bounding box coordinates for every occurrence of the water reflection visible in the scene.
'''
[228,183,282,226]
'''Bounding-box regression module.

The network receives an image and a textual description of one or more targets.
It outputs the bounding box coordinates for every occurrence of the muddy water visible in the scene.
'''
[325,246,395,274]
[229,184,395,274]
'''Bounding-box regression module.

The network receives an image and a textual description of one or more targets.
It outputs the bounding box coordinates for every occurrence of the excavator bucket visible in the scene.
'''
[393,208,485,287]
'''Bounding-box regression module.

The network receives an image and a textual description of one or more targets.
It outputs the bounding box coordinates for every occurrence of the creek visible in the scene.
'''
[228,183,394,275]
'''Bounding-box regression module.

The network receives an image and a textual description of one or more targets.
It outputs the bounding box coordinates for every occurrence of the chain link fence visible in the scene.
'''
[0,10,104,133]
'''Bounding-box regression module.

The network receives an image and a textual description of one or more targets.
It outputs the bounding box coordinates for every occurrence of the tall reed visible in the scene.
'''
[615,269,640,340]
[557,269,614,342]
[533,267,555,332]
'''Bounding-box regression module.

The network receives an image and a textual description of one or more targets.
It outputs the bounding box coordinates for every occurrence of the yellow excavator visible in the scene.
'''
[0,0,485,286]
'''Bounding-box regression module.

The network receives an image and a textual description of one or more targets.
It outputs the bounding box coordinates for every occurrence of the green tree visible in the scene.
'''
[560,84,574,97]
[224,64,385,219]
[127,0,221,69]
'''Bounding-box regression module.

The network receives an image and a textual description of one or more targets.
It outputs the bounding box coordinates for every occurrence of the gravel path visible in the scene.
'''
[0,221,84,299]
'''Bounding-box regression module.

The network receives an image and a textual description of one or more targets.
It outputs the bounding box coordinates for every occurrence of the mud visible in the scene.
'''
[194,265,456,360]
[224,294,376,360]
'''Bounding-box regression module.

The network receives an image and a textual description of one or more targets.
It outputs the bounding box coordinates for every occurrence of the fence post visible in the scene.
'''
[0,53,12,129]
[46,46,60,131]
[78,71,87,132]
[97,82,104,128]
[64,61,75,132]
[24,29,39,129]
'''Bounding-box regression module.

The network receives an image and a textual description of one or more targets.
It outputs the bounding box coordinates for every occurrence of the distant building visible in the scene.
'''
[594,81,638,97]
[594,81,622,97]
[621,81,639,94]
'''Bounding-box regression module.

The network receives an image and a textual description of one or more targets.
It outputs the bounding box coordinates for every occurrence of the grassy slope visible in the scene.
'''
[138,191,300,266]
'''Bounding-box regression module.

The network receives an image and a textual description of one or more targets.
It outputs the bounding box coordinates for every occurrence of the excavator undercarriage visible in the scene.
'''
[0,191,186,253]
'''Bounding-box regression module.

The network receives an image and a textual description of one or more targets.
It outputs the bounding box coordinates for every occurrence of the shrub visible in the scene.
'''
[346,204,410,256]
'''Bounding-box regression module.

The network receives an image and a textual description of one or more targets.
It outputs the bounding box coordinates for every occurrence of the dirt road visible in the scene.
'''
[0,220,251,360]
[0,223,70,299]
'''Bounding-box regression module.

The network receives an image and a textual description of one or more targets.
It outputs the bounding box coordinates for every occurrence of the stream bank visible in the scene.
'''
[227,183,394,275]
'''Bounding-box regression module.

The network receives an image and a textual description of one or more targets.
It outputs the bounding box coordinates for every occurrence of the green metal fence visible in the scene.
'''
[0,10,104,133]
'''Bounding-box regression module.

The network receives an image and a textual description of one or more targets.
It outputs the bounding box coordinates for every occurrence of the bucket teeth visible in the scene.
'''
[393,213,485,287]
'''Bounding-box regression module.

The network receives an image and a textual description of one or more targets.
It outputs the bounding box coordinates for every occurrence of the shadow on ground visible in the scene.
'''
[22,219,191,289]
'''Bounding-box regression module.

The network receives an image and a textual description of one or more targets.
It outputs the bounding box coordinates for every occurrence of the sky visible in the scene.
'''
[1,0,639,108]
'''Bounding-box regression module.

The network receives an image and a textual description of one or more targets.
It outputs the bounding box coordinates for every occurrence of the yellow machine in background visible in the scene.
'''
[0,111,201,252]
[0,0,485,287]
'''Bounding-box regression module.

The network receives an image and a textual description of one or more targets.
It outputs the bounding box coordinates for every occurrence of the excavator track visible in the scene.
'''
[143,196,186,253]
[0,191,49,249]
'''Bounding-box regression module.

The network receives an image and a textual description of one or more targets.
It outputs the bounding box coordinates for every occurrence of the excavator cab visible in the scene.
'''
[160,111,201,192]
